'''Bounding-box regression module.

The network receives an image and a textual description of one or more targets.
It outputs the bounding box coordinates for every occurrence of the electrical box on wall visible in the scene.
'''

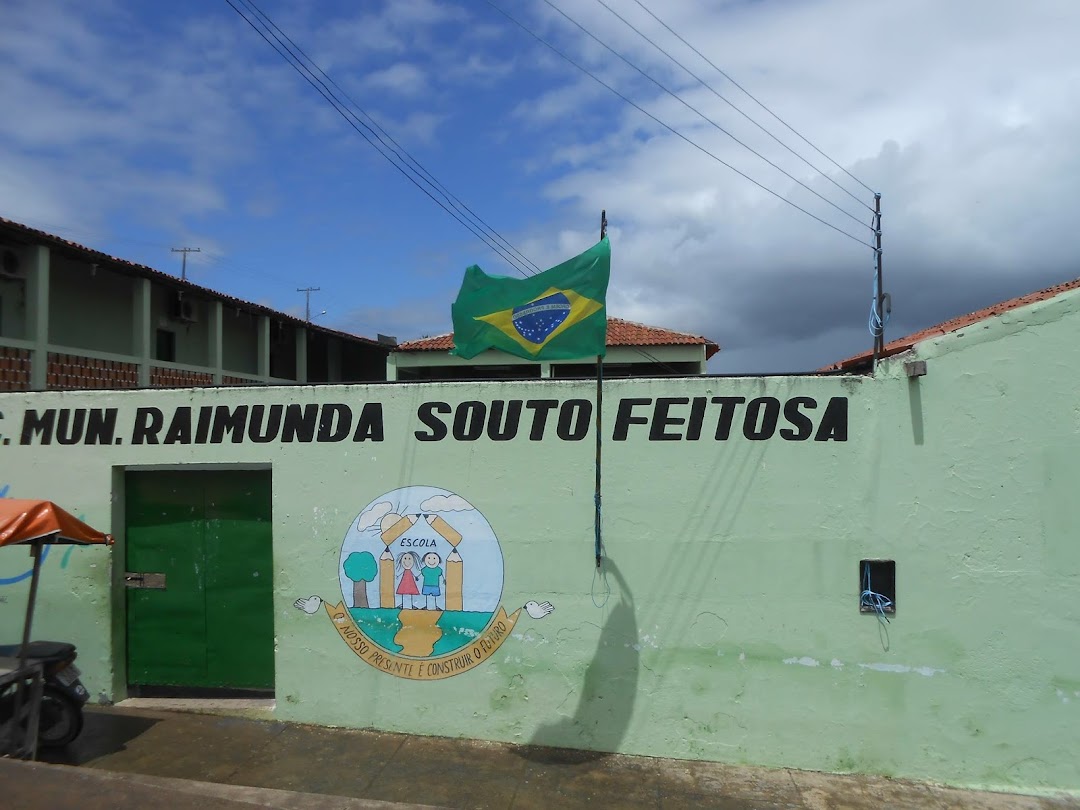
[859,559,895,614]
[169,291,198,323]
[0,248,23,281]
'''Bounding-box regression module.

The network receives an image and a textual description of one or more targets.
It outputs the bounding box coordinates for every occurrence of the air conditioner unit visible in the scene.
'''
[0,249,22,281]
[169,291,198,323]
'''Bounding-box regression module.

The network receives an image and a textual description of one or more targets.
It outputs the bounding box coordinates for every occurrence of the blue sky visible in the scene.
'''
[3,0,1079,371]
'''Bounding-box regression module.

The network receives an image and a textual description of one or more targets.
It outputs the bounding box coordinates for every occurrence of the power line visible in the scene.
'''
[629,0,876,195]
[590,0,874,213]
[236,0,542,277]
[633,347,684,375]
[197,251,298,289]
[224,0,539,278]
[537,0,872,231]
[228,0,535,278]
[482,0,875,250]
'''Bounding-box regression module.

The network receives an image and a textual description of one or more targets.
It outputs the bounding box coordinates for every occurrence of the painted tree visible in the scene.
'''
[344,551,378,608]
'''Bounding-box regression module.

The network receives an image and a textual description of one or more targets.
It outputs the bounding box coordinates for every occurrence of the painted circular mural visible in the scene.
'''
[337,486,504,660]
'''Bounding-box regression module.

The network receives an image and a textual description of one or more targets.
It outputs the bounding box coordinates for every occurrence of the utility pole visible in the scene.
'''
[871,193,888,370]
[171,247,201,281]
[297,287,321,322]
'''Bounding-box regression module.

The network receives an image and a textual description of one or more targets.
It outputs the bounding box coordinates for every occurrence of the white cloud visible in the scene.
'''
[0,0,514,248]
[364,62,428,96]
[387,111,446,146]
[4,0,1078,375]
[0,158,89,232]
[444,53,516,85]
[512,75,608,126]
[508,0,1080,370]
[356,501,394,531]
[384,0,467,28]
[0,0,303,238]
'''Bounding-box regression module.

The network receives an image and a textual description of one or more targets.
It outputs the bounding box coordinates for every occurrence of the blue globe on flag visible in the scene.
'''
[511,292,572,345]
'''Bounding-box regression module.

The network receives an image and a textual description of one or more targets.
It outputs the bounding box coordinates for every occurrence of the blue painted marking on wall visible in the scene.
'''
[0,544,51,586]
[0,484,58,585]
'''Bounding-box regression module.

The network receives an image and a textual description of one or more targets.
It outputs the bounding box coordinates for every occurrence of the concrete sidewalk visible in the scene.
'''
[1,759,435,810]
[4,705,1077,809]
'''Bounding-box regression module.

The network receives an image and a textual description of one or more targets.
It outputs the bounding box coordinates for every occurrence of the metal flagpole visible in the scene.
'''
[594,210,607,568]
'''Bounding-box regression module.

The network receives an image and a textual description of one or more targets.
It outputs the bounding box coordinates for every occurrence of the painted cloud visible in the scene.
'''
[420,493,475,513]
[356,500,393,531]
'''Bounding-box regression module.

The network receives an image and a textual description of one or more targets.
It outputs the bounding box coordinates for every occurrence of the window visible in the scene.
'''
[155,329,176,362]
[859,559,895,615]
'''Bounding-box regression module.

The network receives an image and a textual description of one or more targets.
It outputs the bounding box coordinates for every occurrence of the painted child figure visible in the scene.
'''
[396,551,420,609]
[419,551,444,611]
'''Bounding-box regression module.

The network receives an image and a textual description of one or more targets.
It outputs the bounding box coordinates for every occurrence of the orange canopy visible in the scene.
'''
[0,499,114,547]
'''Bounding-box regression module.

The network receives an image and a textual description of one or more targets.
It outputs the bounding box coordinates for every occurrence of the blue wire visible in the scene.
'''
[861,562,892,624]
[868,266,890,337]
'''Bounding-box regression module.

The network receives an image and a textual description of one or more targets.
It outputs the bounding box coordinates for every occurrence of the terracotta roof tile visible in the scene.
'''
[0,216,384,348]
[397,317,720,359]
[824,276,1080,371]
[399,332,456,351]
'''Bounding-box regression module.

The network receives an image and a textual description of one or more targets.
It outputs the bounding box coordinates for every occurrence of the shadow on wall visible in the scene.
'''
[517,557,638,764]
[908,378,925,446]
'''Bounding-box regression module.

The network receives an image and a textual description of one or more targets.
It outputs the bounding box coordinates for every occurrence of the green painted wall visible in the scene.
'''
[222,310,259,375]
[0,275,26,339]
[0,289,1078,795]
[48,258,134,354]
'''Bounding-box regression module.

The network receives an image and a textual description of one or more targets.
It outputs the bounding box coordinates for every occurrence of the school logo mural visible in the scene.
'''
[293,486,554,680]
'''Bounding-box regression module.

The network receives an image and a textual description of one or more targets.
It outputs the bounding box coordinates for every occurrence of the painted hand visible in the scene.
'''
[524,600,555,620]
[294,595,323,614]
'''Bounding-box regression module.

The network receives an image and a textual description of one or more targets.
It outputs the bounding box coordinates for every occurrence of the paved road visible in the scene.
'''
[3,706,1076,809]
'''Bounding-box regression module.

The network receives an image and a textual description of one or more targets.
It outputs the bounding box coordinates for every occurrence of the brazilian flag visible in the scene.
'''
[450,237,610,361]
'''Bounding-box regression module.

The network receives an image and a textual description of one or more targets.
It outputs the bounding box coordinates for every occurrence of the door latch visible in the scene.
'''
[124,572,167,590]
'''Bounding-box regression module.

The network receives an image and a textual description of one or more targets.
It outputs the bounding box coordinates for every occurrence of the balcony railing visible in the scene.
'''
[48,352,139,390]
[0,338,292,392]
[0,346,31,391]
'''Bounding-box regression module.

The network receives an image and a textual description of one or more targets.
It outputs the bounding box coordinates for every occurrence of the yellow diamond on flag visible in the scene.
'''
[475,287,603,356]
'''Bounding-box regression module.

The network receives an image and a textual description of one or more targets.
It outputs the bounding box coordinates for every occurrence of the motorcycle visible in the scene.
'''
[0,499,111,758]
[0,641,88,748]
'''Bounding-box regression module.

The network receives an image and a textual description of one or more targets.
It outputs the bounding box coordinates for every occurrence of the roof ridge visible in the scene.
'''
[396,317,720,358]
[607,315,713,342]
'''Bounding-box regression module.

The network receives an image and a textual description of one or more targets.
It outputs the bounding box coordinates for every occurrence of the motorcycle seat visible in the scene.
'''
[0,641,76,662]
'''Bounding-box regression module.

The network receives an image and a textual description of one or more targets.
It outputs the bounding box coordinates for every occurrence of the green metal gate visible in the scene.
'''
[125,469,274,693]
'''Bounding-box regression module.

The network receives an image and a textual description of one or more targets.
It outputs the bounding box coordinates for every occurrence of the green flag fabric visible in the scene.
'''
[450,237,610,361]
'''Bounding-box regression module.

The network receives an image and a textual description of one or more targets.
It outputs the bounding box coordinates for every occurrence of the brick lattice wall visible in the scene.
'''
[150,366,214,387]
[0,346,31,391]
[47,352,138,390]
[222,375,260,386]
